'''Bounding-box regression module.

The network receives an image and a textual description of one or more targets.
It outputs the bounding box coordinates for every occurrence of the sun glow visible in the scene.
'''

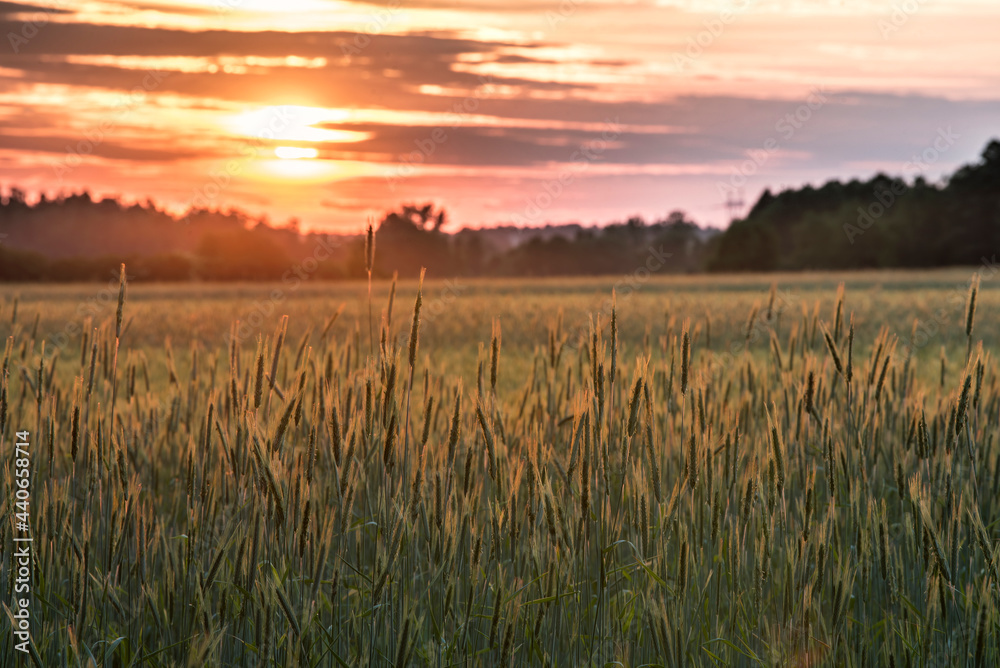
[250,158,344,182]
[275,146,319,159]
[227,105,367,144]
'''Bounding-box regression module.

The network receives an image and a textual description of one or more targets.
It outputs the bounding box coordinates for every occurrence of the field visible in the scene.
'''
[2,266,1000,666]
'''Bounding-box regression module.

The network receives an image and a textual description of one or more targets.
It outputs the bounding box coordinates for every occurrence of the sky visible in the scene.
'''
[0,0,998,232]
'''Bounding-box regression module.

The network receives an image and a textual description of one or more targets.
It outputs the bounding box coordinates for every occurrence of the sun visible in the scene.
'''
[275,146,319,160]
[222,105,370,181]
[228,105,363,144]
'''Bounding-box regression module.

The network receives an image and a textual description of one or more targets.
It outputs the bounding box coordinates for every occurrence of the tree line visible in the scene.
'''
[1,139,996,282]
[710,139,1000,271]
[0,196,711,282]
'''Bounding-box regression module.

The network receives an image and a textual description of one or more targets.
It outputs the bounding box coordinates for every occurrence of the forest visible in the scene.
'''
[1,139,997,282]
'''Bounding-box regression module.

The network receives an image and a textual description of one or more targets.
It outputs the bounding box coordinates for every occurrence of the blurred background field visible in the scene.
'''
[2,266,995,391]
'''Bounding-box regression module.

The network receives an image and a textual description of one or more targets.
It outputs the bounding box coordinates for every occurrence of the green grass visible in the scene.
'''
[1,267,999,666]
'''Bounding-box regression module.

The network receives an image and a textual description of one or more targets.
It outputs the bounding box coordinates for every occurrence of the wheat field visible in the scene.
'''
[1,266,999,666]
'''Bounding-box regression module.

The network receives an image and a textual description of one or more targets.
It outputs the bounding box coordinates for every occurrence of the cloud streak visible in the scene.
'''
[0,1,996,229]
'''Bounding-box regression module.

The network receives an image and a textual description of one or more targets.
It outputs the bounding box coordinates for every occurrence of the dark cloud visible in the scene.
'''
[103,1,222,15]
[0,19,511,58]
[311,122,722,167]
[0,2,69,16]
[494,54,557,64]
[0,20,580,110]
[0,17,996,186]
[302,93,1000,172]
[0,132,201,161]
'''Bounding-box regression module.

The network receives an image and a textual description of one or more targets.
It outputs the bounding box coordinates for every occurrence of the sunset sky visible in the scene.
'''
[0,0,998,232]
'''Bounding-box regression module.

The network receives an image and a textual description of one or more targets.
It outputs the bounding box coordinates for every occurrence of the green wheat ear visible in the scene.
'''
[408,267,425,369]
[966,274,979,337]
[680,326,690,396]
[490,317,501,391]
[822,323,844,376]
[966,274,979,361]
[115,263,127,339]
[365,218,376,273]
